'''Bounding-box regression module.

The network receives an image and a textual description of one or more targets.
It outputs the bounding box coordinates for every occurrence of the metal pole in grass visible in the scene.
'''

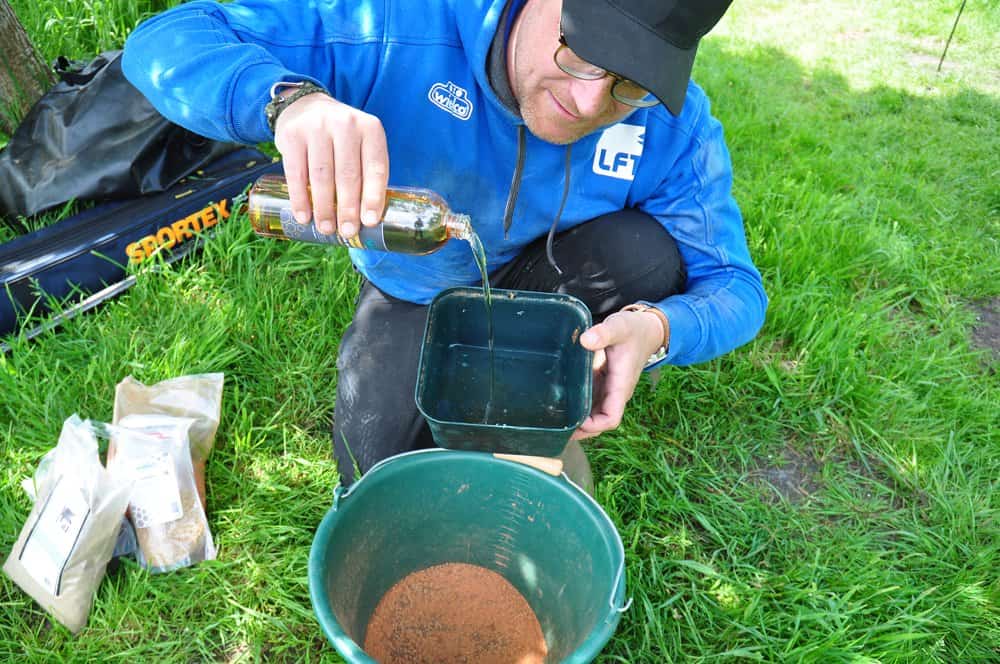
[938,0,967,72]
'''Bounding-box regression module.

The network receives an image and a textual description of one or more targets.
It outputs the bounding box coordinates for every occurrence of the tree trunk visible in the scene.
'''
[0,0,55,135]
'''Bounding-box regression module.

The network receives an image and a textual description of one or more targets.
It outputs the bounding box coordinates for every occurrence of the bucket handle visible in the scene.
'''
[331,484,347,511]
[330,448,445,510]
[610,559,633,614]
[558,471,633,615]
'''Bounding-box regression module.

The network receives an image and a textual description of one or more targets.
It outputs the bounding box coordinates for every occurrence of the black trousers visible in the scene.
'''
[332,209,686,484]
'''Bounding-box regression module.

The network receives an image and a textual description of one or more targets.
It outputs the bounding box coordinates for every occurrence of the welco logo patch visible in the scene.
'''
[593,124,644,181]
[428,81,474,120]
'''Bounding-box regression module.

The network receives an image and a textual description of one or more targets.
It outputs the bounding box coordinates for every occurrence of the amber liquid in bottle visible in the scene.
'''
[247,174,471,254]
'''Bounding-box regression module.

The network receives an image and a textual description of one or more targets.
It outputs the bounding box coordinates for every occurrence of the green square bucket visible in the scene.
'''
[415,287,593,457]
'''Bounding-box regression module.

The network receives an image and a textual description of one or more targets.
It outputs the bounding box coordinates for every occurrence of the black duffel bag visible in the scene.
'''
[0,50,238,219]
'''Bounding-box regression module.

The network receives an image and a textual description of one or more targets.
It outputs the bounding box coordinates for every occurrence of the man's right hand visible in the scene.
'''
[273,92,389,238]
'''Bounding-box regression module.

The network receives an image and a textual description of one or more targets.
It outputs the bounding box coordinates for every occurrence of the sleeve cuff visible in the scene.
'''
[640,298,703,369]
[229,63,327,143]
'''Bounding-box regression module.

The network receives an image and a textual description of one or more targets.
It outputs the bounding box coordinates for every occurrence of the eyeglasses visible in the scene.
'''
[553,37,659,109]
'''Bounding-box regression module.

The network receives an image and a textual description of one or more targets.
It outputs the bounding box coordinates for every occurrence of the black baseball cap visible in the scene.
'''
[560,0,733,115]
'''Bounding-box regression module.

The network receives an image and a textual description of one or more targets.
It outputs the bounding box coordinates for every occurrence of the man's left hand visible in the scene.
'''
[572,309,667,440]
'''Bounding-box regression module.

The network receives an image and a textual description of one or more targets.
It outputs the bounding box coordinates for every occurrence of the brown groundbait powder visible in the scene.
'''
[364,562,548,664]
[135,491,206,569]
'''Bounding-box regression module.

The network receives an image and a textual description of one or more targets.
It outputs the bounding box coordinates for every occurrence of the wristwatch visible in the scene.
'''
[264,80,328,133]
[620,303,670,368]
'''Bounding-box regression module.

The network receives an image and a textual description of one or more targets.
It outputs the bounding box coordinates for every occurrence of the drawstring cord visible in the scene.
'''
[545,144,572,275]
[503,125,526,238]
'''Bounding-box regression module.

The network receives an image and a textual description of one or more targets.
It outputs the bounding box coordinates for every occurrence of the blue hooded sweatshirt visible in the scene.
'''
[122,0,766,367]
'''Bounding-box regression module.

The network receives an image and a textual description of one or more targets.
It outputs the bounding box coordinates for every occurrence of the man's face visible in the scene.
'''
[507,0,636,145]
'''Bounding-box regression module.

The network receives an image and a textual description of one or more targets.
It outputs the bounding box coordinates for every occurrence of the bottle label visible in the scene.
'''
[125,450,185,528]
[279,209,388,251]
[19,476,91,596]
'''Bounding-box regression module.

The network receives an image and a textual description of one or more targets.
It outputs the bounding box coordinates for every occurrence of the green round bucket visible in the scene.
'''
[308,449,629,663]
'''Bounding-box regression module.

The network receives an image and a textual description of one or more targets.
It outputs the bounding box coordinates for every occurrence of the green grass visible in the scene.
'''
[2,1,998,662]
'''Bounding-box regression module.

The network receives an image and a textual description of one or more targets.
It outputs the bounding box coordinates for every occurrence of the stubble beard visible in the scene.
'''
[520,102,583,145]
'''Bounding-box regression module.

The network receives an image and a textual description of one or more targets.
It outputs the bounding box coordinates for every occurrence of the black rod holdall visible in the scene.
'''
[0,49,283,346]
[0,148,282,345]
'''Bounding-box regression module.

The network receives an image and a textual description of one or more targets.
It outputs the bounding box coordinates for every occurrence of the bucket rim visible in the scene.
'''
[430,285,593,309]
[308,448,629,663]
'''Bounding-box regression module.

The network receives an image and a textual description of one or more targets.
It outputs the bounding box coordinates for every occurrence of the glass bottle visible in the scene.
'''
[247,173,472,254]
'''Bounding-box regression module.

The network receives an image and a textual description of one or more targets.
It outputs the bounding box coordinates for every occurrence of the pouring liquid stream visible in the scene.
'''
[464,231,495,424]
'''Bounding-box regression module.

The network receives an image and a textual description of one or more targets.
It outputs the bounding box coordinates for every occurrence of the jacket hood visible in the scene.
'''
[454,0,526,120]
